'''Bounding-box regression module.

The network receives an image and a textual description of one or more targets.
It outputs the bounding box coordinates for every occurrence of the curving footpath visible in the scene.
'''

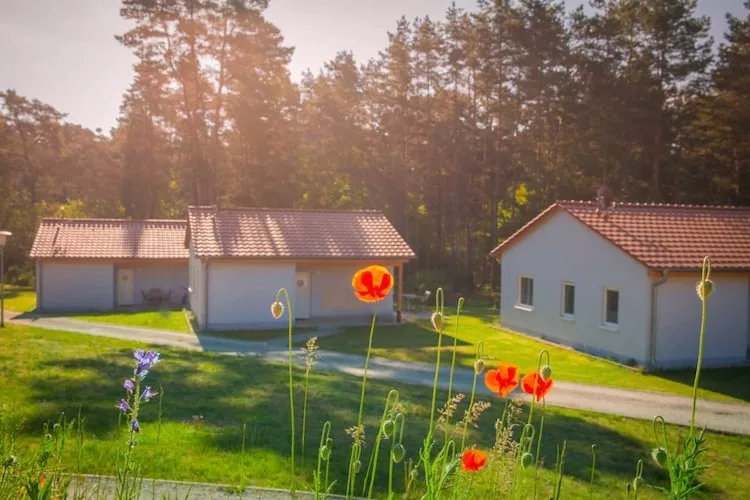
[8,312,750,436]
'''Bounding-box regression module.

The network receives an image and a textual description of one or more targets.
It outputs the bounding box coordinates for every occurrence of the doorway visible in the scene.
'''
[117,269,135,306]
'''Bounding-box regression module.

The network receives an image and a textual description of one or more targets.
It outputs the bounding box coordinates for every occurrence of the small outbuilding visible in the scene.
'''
[185,206,415,330]
[491,201,750,369]
[30,218,189,311]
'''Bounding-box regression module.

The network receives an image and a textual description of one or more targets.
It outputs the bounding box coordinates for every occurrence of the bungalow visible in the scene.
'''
[490,201,750,369]
[185,206,415,330]
[30,218,189,311]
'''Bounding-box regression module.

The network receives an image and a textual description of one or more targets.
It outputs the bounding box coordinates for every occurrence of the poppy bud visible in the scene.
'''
[540,364,552,381]
[521,452,533,469]
[651,447,667,468]
[431,312,442,331]
[3,455,16,467]
[319,444,331,461]
[474,359,486,375]
[352,460,362,473]
[391,443,406,463]
[632,476,644,490]
[382,419,395,438]
[271,301,285,319]
[695,280,715,300]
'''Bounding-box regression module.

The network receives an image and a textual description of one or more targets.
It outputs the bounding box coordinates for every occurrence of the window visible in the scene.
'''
[604,288,619,327]
[519,277,534,308]
[562,282,575,317]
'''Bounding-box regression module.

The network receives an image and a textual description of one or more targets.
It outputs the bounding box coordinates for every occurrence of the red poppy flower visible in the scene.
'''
[352,265,394,303]
[521,372,554,402]
[39,475,47,487]
[484,363,520,397]
[461,448,488,472]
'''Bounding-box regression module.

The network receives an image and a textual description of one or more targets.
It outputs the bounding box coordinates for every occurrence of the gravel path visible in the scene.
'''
[10,312,750,436]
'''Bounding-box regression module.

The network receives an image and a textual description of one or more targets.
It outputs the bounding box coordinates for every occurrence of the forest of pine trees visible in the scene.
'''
[1,0,749,292]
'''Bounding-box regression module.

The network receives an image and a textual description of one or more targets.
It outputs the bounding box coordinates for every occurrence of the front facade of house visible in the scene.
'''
[492,201,750,369]
[186,206,415,330]
[30,219,189,311]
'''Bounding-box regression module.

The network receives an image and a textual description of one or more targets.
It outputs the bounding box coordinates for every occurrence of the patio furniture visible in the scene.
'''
[141,288,172,306]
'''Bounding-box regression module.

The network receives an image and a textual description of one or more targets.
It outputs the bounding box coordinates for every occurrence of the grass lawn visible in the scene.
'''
[2,285,36,312]
[313,306,750,404]
[198,327,315,342]
[69,309,192,333]
[1,323,749,498]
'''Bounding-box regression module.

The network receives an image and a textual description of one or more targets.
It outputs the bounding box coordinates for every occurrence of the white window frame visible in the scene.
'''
[561,281,575,320]
[602,287,620,330]
[516,276,534,311]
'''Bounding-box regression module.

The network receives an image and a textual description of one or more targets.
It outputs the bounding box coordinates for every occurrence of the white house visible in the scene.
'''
[30,218,189,311]
[491,201,750,369]
[186,206,415,330]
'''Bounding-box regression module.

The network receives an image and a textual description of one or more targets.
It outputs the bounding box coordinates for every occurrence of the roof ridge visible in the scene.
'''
[40,218,187,223]
[188,205,385,214]
[556,200,750,211]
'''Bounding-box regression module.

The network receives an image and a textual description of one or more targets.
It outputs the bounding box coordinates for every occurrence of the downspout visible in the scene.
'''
[203,258,210,330]
[649,269,670,369]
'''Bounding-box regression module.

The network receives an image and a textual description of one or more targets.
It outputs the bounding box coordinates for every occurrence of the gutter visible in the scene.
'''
[649,269,670,368]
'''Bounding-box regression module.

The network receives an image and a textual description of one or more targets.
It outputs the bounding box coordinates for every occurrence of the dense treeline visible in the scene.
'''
[1,0,749,292]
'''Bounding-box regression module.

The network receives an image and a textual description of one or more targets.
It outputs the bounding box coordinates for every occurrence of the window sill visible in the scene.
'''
[600,323,619,332]
[560,314,575,322]
[515,304,534,312]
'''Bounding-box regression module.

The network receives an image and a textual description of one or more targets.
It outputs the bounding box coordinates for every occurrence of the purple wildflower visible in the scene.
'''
[115,399,131,413]
[134,350,161,375]
[131,420,140,433]
[140,386,157,401]
[123,379,135,393]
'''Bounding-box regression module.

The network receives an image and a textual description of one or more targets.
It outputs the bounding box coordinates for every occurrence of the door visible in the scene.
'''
[295,272,311,319]
[117,269,135,306]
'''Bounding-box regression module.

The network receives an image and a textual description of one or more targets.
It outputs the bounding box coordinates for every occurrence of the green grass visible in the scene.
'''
[1,323,749,498]
[2,285,36,312]
[199,327,315,342]
[69,309,192,333]
[313,307,750,404]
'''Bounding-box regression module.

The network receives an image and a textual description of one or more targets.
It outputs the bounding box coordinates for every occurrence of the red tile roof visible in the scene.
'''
[491,201,750,271]
[187,206,416,260]
[30,219,189,260]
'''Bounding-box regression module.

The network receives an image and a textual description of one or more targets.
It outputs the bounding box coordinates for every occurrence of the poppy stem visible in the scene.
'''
[460,341,483,452]
[690,256,711,435]
[428,288,446,436]
[356,311,378,429]
[275,288,296,494]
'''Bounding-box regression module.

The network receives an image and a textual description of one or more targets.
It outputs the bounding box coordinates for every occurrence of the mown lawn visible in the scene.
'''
[70,309,191,333]
[1,323,749,498]
[313,306,750,404]
[2,285,36,312]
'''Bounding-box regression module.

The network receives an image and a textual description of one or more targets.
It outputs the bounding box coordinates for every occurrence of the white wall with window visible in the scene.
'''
[499,210,651,364]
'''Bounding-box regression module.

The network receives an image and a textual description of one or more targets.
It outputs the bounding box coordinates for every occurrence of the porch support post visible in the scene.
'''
[397,263,404,323]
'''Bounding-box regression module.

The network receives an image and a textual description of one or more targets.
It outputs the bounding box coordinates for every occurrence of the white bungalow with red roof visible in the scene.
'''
[185,206,415,330]
[491,201,750,369]
[30,219,189,311]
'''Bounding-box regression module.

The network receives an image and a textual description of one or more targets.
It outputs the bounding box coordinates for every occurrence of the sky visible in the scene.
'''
[0,0,745,133]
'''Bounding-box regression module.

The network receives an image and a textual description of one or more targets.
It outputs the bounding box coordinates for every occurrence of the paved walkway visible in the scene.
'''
[9,313,750,436]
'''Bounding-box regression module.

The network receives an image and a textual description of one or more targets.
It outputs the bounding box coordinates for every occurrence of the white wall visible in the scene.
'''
[132,265,188,305]
[188,249,205,327]
[298,263,395,320]
[655,275,749,368]
[500,210,652,364]
[40,261,114,311]
[207,261,296,329]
